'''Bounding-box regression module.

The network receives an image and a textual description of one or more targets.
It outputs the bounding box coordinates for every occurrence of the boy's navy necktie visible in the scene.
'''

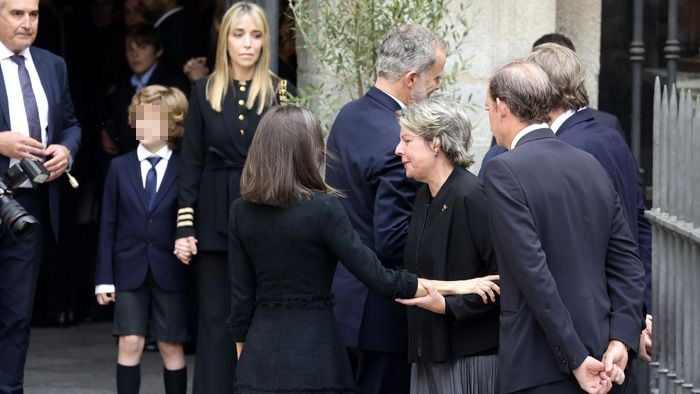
[10,55,42,142]
[145,156,161,209]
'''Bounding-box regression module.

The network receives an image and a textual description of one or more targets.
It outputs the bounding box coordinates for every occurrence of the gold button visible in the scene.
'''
[238,114,245,121]
[240,129,245,135]
[238,99,245,106]
[239,85,246,92]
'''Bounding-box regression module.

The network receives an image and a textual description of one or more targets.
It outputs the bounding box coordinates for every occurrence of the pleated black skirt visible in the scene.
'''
[410,354,499,394]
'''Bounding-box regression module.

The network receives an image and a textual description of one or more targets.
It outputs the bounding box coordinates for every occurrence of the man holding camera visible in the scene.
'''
[0,0,81,392]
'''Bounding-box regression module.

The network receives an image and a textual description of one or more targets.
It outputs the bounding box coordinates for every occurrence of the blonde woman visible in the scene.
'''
[173,2,291,392]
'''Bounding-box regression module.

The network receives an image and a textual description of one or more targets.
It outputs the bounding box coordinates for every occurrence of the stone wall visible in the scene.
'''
[296,0,602,174]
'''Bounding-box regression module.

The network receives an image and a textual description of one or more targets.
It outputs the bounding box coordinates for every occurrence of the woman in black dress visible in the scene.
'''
[395,95,500,393]
[172,2,291,393]
[226,105,428,393]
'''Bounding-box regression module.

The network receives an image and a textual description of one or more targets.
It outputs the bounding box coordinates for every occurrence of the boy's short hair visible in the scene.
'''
[125,22,162,52]
[128,85,188,149]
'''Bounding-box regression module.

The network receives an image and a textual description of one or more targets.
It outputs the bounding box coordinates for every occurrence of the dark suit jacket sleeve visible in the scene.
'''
[372,149,416,264]
[176,83,205,238]
[226,200,256,342]
[95,161,118,286]
[606,194,646,351]
[478,145,507,179]
[636,183,653,315]
[485,158,588,372]
[55,57,81,156]
[323,197,418,299]
[445,186,500,324]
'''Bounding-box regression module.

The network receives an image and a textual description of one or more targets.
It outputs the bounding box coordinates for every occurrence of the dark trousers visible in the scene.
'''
[193,252,236,394]
[349,348,410,394]
[0,191,46,394]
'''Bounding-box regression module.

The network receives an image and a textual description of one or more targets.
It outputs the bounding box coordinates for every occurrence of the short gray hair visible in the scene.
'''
[377,24,446,82]
[488,60,553,124]
[397,95,474,168]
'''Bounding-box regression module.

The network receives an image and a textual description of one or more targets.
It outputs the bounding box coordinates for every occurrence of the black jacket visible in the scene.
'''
[177,77,292,251]
[403,166,499,363]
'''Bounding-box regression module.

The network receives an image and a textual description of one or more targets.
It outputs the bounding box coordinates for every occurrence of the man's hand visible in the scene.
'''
[43,144,71,182]
[639,316,653,362]
[396,281,446,314]
[96,293,116,305]
[602,339,629,382]
[0,131,45,160]
[174,236,198,265]
[572,356,612,394]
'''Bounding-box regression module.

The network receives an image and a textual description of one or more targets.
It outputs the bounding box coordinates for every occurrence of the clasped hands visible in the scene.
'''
[174,236,198,265]
[395,275,501,314]
[573,340,629,393]
[0,131,71,181]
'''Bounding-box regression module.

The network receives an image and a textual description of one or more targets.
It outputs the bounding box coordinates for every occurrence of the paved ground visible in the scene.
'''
[24,322,195,394]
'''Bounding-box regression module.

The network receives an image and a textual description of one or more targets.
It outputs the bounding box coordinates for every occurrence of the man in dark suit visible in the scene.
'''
[0,0,81,391]
[480,42,653,363]
[483,60,644,393]
[325,24,446,394]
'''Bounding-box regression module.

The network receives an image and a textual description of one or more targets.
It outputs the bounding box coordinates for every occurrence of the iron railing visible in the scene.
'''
[646,77,700,394]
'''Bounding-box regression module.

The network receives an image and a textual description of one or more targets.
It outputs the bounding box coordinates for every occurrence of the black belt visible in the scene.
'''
[204,147,245,236]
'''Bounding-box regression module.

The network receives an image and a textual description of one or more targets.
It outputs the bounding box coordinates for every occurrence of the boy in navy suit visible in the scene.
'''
[95,85,189,394]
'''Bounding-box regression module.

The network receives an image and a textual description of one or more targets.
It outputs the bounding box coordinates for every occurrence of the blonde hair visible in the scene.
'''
[128,85,188,149]
[206,1,276,114]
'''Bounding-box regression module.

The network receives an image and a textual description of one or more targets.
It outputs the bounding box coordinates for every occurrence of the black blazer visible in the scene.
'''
[325,86,420,352]
[403,166,499,363]
[95,150,187,291]
[177,77,289,251]
[483,129,644,393]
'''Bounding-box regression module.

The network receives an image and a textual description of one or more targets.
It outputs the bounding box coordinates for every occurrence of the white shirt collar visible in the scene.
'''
[510,123,549,150]
[137,143,172,162]
[154,6,184,28]
[0,41,30,61]
[550,109,577,134]
[384,91,406,108]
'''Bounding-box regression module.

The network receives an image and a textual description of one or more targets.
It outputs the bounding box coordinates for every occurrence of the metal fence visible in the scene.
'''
[646,77,700,394]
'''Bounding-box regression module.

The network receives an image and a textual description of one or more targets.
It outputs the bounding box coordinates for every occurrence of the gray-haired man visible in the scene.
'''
[325,24,445,393]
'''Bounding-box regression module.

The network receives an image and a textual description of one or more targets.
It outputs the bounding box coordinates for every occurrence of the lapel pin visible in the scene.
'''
[441,204,448,212]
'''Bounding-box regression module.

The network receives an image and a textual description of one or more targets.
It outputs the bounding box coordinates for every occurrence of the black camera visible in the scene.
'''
[0,159,50,239]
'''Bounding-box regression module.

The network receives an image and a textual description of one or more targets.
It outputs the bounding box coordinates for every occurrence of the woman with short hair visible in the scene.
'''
[395,95,500,393]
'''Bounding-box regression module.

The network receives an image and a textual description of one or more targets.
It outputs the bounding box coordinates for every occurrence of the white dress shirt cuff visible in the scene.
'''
[95,284,116,295]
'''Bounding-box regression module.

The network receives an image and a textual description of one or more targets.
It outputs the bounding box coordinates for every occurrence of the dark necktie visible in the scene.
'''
[10,55,42,142]
[145,156,161,209]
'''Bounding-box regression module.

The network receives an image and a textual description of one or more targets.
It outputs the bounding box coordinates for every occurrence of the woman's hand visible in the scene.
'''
[174,236,198,265]
[427,274,500,303]
[395,281,446,314]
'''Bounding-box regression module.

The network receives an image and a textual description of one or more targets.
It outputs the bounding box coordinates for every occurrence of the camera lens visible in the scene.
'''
[0,195,38,240]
